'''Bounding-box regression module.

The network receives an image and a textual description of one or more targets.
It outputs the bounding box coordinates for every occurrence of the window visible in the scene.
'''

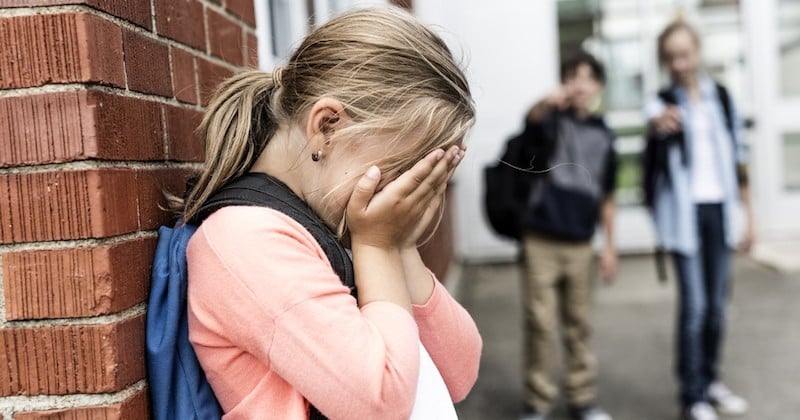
[268,0,295,59]
[784,133,800,190]
[779,0,800,97]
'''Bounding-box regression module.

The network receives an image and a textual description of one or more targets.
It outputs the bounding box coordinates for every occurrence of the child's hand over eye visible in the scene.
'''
[347,146,463,250]
[405,145,465,248]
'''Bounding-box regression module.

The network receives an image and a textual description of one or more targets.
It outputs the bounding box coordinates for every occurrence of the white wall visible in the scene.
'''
[414,0,559,261]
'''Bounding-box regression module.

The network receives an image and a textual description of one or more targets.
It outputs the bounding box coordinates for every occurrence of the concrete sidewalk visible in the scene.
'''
[453,255,800,420]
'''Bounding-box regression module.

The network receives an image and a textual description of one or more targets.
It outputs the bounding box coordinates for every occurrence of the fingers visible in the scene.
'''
[407,146,463,203]
[386,148,447,198]
[656,106,682,134]
[347,165,382,213]
[548,89,569,110]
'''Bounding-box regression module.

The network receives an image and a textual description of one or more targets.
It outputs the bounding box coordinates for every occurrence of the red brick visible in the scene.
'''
[0,90,165,168]
[225,0,256,26]
[13,388,149,420]
[207,8,244,66]
[0,169,140,244]
[0,315,145,396]
[123,31,172,97]
[197,57,235,106]
[0,12,124,89]
[164,105,204,161]
[155,0,206,51]
[245,31,259,68]
[0,91,90,167]
[3,237,156,320]
[85,91,166,160]
[1,0,152,29]
[170,47,198,104]
[136,168,195,230]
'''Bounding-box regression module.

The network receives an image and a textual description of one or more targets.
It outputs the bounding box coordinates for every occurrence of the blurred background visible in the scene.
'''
[257,1,800,418]
[256,0,800,268]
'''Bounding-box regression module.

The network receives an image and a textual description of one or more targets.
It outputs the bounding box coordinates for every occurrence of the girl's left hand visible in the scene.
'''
[405,145,465,248]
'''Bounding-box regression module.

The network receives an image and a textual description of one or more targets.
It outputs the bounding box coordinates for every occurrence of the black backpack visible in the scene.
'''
[146,172,354,420]
[484,112,558,241]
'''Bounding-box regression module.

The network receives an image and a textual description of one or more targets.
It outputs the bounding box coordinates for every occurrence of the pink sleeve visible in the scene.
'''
[412,277,482,402]
[188,207,420,419]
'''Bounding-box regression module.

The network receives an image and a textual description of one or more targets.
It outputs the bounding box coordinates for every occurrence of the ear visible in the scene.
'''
[305,98,348,152]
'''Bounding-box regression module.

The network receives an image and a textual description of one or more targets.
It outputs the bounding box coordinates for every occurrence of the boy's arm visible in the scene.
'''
[599,134,618,283]
[599,196,617,283]
[527,87,567,123]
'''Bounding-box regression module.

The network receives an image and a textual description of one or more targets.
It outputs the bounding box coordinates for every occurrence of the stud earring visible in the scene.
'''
[311,150,322,162]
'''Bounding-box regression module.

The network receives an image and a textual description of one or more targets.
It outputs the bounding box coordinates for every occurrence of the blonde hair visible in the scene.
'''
[176,7,475,231]
[657,18,701,64]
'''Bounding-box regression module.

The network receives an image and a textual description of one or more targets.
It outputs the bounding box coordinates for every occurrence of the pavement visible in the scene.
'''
[452,255,800,420]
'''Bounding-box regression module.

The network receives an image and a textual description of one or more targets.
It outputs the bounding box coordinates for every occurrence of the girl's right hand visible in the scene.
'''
[652,105,682,135]
[347,146,460,250]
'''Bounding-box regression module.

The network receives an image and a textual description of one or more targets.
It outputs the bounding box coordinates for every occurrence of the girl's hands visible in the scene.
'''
[406,146,465,248]
[347,145,464,250]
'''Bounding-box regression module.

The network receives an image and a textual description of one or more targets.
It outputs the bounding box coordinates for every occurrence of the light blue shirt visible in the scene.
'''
[644,75,747,256]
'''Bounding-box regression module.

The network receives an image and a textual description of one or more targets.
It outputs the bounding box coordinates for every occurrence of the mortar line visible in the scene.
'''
[0,160,201,175]
[0,230,160,255]
[2,302,146,329]
[0,380,147,413]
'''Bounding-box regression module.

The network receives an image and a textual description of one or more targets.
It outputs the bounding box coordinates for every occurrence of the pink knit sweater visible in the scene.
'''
[186,206,482,419]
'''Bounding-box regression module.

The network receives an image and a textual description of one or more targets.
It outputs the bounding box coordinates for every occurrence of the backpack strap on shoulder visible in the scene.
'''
[195,172,356,297]
[715,82,734,136]
[714,82,748,186]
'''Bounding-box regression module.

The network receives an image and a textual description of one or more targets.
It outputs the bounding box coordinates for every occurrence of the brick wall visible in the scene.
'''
[0,1,256,418]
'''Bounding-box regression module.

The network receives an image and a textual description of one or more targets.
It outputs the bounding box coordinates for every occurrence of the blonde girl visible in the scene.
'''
[177,7,482,420]
[647,20,753,420]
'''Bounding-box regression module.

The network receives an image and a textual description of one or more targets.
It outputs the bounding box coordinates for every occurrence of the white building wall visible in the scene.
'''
[414,0,559,261]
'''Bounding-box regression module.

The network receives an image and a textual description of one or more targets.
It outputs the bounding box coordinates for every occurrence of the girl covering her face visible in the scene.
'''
[175,7,482,419]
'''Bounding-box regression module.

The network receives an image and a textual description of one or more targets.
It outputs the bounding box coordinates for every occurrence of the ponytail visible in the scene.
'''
[179,70,280,222]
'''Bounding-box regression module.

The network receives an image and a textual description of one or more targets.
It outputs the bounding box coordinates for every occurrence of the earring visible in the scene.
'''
[311,150,322,162]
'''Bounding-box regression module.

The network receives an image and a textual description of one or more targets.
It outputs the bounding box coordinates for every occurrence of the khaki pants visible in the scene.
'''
[521,233,597,411]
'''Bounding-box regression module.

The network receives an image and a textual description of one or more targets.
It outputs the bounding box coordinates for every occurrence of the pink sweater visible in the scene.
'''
[186,206,482,419]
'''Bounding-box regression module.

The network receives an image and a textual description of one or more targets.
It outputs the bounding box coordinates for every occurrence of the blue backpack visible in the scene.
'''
[146,173,356,420]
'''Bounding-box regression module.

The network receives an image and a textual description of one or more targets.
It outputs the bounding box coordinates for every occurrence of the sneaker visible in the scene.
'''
[519,405,547,420]
[708,382,749,415]
[683,402,718,420]
[569,405,612,420]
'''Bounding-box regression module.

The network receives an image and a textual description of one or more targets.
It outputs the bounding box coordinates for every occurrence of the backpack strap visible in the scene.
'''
[715,83,734,136]
[715,83,749,186]
[193,172,355,420]
[194,172,355,296]
[657,87,688,166]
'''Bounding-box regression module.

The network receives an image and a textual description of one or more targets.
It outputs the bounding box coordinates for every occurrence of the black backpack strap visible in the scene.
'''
[657,87,688,166]
[193,172,355,420]
[715,83,734,136]
[194,173,355,296]
[715,83,749,186]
